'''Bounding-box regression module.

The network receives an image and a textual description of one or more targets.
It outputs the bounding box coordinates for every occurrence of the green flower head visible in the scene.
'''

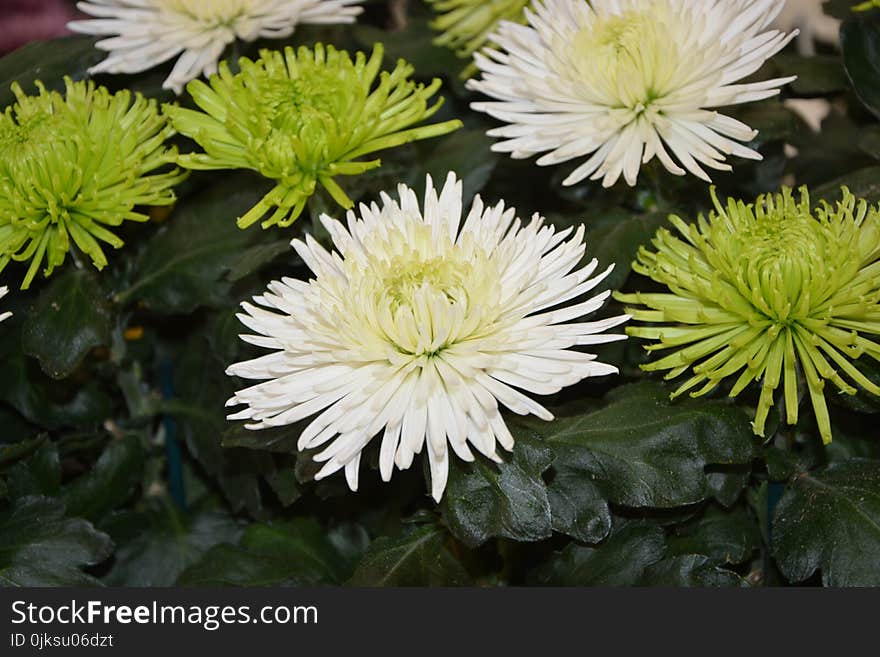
[616,187,880,444]
[0,78,186,290]
[426,0,530,60]
[165,43,463,230]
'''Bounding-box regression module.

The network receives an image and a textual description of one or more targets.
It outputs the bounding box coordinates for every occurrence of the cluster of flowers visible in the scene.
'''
[1,0,878,500]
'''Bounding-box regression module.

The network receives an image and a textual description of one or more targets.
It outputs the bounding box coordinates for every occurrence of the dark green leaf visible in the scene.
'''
[0,434,48,470]
[226,240,291,282]
[0,315,112,429]
[730,99,798,143]
[830,356,880,414]
[239,520,349,582]
[824,419,880,463]
[114,172,279,314]
[842,19,880,118]
[442,435,554,547]
[786,112,874,188]
[640,555,747,587]
[62,435,145,522]
[105,503,242,586]
[0,352,113,430]
[415,128,498,205]
[706,468,751,507]
[772,459,880,586]
[547,471,611,544]
[764,445,809,481]
[0,496,112,586]
[813,166,880,203]
[533,382,754,510]
[352,20,461,80]
[349,525,471,586]
[587,211,670,290]
[533,523,666,586]
[206,308,249,364]
[0,407,38,457]
[773,54,848,96]
[327,523,370,567]
[265,468,301,507]
[0,37,102,109]
[177,518,349,586]
[668,506,760,565]
[860,125,880,160]
[22,269,113,380]
[175,545,279,587]
[172,330,274,516]
[221,423,301,453]
[4,440,60,498]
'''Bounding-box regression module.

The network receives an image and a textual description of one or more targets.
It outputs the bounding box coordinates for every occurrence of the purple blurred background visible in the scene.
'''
[0,0,79,55]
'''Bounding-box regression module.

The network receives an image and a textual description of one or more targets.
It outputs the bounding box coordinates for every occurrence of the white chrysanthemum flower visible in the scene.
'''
[0,287,10,323]
[467,0,799,188]
[225,173,629,501]
[68,0,365,94]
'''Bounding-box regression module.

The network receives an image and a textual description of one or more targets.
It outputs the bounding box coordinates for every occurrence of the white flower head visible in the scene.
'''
[467,0,799,188]
[0,286,10,323]
[226,173,629,501]
[69,0,365,94]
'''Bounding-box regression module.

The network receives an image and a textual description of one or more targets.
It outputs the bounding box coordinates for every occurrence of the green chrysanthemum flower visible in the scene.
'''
[426,0,529,61]
[616,187,880,444]
[165,43,463,230]
[0,78,185,290]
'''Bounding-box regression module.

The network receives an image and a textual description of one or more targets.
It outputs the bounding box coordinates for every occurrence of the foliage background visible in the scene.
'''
[1,0,879,587]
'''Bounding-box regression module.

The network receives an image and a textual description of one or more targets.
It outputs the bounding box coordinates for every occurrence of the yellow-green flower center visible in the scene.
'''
[569,9,671,113]
[382,255,471,311]
[589,12,648,51]
[256,74,351,141]
[259,73,348,120]
[244,72,354,176]
[710,192,863,327]
[0,113,52,150]
[342,222,498,360]
[735,217,828,323]
[159,0,251,23]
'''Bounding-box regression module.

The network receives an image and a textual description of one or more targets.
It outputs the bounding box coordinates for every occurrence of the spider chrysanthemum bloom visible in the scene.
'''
[467,0,798,188]
[68,0,366,94]
[165,44,463,230]
[0,78,185,290]
[225,173,629,501]
[616,187,880,444]
[0,287,10,323]
[426,0,529,60]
